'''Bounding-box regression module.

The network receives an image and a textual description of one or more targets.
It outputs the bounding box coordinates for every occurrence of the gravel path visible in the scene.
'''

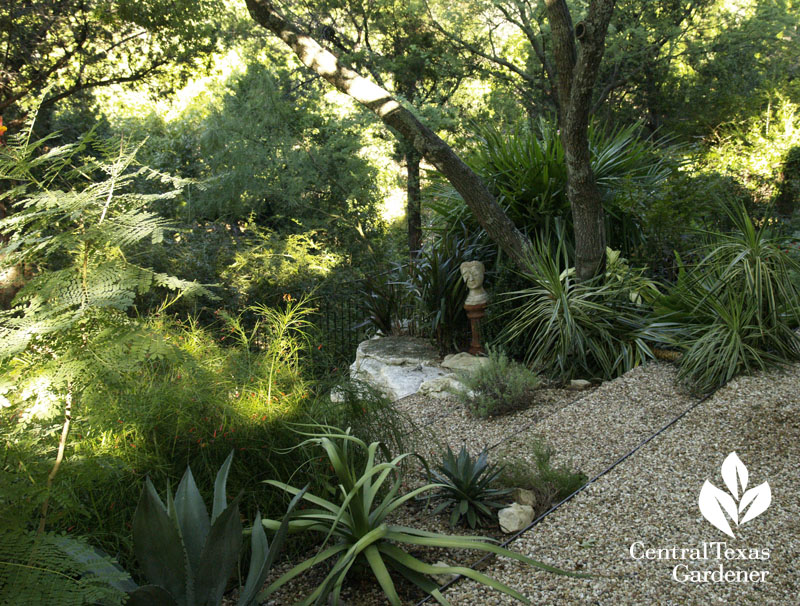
[443,364,800,605]
[393,385,583,462]
[259,361,798,605]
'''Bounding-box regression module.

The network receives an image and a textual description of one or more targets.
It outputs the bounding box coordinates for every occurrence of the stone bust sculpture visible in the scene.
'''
[460,261,489,306]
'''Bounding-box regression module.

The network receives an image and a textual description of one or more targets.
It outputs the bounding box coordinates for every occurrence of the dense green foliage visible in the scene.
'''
[1,305,409,565]
[3,0,800,602]
[0,0,226,123]
[430,119,673,257]
[0,532,132,605]
[655,205,800,394]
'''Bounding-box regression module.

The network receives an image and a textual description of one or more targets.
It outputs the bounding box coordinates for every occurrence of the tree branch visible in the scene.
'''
[244,0,533,268]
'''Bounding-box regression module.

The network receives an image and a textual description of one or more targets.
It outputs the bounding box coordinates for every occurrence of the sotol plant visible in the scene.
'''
[655,204,800,393]
[501,238,666,381]
[259,426,581,606]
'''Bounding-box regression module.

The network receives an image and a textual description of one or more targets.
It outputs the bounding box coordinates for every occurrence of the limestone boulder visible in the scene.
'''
[512,488,537,509]
[441,352,490,372]
[418,375,468,399]
[498,503,534,534]
[349,337,447,401]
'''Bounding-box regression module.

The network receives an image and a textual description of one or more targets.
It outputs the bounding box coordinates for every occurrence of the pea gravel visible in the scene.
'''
[443,364,800,606]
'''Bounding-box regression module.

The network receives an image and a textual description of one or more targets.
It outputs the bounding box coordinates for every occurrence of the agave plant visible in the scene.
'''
[428,445,511,528]
[127,451,304,606]
[260,426,579,606]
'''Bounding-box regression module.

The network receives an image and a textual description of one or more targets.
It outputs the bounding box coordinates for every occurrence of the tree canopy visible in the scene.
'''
[0,0,225,122]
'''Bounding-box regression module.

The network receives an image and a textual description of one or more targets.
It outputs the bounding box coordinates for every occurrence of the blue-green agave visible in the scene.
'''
[127,451,303,606]
[430,445,511,528]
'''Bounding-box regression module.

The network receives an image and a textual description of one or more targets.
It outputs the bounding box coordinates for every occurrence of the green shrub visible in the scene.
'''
[776,145,800,217]
[500,239,667,382]
[622,170,753,279]
[655,204,800,393]
[0,114,213,561]
[428,445,511,528]
[496,441,587,516]
[454,349,541,418]
[0,306,410,572]
[702,98,800,208]
[260,427,580,606]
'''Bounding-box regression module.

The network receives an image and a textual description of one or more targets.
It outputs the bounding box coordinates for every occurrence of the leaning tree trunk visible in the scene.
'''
[546,0,616,280]
[244,0,533,270]
[405,144,423,258]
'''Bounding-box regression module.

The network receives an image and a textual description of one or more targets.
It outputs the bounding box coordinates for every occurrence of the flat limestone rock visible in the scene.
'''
[418,375,467,399]
[353,336,440,366]
[441,352,490,372]
[350,337,446,401]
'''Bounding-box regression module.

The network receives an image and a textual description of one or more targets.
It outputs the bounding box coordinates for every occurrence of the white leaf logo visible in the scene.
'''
[698,481,737,538]
[698,452,771,537]
[739,482,771,525]
[721,452,748,499]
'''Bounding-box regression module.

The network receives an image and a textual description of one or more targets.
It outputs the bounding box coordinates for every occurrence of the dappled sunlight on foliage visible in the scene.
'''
[702,99,800,206]
[3,1,800,602]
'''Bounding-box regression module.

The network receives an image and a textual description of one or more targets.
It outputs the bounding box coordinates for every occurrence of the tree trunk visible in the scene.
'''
[0,201,25,309]
[405,145,423,258]
[563,125,607,279]
[546,0,616,280]
[244,0,533,269]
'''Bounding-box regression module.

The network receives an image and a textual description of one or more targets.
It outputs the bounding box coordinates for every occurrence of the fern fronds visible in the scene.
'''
[0,105,216,540]
[0,530,132,606]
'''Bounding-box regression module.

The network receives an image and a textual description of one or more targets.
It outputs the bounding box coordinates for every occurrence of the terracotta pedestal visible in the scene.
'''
[464,302,487,355]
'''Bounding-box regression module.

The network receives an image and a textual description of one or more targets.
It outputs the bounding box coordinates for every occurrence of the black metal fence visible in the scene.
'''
[252,266,509,376]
